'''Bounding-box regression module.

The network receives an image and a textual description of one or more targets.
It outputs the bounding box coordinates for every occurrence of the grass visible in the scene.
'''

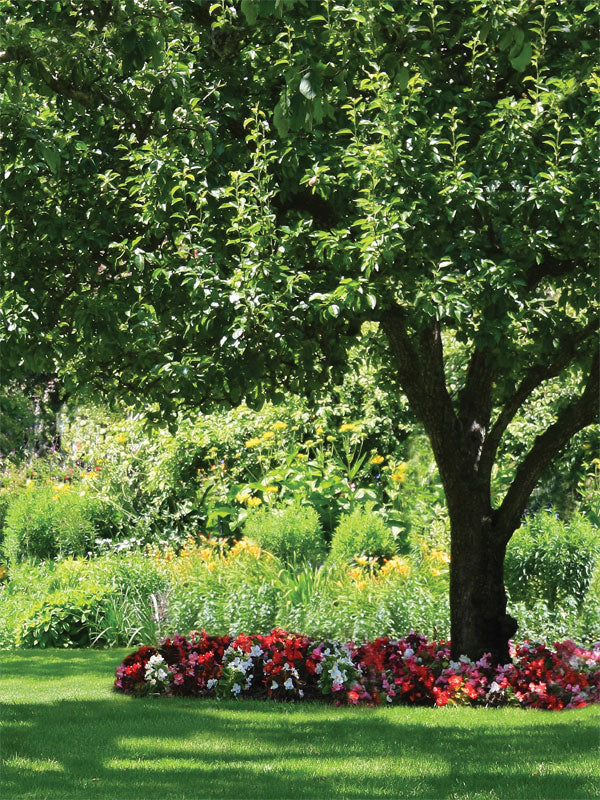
[0,650,598,800]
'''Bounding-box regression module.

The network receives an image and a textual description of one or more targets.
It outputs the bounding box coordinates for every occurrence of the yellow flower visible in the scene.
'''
[296,453,308,460]
[315,427,324,435]
[354,555,369,566]
[247,496,262,507]
[115,434,127,443]
[244,437,262,448]
[430,548,450,564]
[339,422,357,433]
[264,485,279,494]
[236,489,252,503]
[380,556,411,579]
[272,421,287,431]
[231,538,262,558]
[261,431,275,441]
[348,566,363,581]
[371,455,384,465]
[391,463,409,483]
[326,435,335,442]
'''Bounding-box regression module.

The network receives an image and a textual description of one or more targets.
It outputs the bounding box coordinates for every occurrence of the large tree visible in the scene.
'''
[1,0,598,662]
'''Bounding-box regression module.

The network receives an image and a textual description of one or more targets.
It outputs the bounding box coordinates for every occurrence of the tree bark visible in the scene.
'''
[449,504,517,664]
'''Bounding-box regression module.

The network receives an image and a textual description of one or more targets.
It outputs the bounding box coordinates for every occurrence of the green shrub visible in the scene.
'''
[243,502,326,566]
[3,485,96,564]
[328,507,396,566]
[18,587,108,648]
[505,511,600,609]
[0,553,170,648]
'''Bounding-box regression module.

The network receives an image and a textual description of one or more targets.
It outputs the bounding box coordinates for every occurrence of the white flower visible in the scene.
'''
[231,683,241,695]
[489,681,501,693]
[298,689,304,698]
[270,681,279,690]
[250,645,263,658]
[207,678,217,690]
[403,648,414,658]
[284,678,294,690]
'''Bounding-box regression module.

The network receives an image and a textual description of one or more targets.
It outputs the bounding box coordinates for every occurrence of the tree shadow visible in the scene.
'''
[1,696,597,800]
[1,648,130,683]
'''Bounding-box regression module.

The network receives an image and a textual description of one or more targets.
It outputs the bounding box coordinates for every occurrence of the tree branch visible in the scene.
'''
[480,318,598,477]
[494,349,599,542]
[381,307,467,498]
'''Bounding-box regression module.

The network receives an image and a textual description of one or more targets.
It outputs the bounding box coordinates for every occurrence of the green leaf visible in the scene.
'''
[273,100,290,136]
[41,147,61,175]
[396,67,410,91]
[241,0,258,25]
[510,42,532,72]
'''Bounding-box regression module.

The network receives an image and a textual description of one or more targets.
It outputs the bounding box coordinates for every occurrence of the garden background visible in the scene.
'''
[1,0,599,797]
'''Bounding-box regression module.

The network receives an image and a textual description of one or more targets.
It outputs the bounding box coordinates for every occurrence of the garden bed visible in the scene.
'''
[115,629,600,711]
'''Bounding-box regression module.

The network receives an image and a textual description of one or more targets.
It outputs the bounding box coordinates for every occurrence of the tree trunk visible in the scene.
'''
[449,509,517,665]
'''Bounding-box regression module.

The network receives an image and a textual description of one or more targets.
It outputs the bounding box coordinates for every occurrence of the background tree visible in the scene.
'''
[1,0,598,661]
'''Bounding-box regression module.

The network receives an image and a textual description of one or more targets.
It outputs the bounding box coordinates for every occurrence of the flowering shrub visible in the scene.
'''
[114,630,600,711]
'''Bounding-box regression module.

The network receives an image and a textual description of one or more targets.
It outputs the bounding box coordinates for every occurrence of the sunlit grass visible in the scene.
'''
[1,649,598,799]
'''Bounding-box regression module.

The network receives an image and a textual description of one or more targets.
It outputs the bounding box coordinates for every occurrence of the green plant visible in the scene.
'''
[243,502,326,566]
[3,484,95,564]
[505,511,600,609]
[328,507,396,567]
[18,586,108,648]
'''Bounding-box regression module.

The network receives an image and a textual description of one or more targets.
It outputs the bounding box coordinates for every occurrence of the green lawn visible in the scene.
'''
[1,650,598,800]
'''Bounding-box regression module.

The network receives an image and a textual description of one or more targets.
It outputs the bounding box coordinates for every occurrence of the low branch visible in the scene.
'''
[495,350,599,542]
[480,318,598,477]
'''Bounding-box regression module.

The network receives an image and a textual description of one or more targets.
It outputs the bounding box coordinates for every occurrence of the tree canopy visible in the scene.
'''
[1,0,598,660]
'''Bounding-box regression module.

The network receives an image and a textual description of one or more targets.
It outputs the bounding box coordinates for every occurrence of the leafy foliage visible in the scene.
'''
[3,484,96,564]
[243,502,325,566]
[329,507,397,566]
[505,511,600,608]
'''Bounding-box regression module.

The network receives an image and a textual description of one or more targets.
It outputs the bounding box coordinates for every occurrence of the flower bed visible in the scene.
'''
[114,630,600,710]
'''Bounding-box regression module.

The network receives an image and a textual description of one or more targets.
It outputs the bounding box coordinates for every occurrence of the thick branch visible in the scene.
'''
[495,350,599,542]
[480,318,598,477]
[382,307,469,501]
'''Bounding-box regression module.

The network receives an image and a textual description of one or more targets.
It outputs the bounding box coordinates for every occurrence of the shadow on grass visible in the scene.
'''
[0,648,131,682]
[1,695,598,800]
